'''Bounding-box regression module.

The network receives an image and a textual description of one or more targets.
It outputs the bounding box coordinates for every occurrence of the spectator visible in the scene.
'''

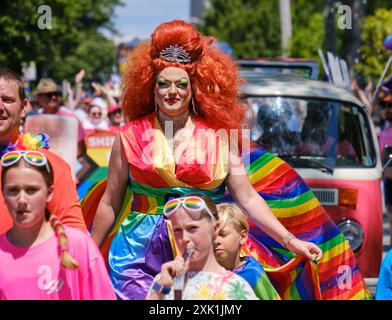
[107,105,124,133]
[74,97,92,123]
[0,67,86,234]
[375,249,392,300]
[31,78,86,144]
[378,93,392,243]
[82,103,109,136]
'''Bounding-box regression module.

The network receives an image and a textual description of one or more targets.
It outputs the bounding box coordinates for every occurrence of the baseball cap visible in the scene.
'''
[108,105,121,114]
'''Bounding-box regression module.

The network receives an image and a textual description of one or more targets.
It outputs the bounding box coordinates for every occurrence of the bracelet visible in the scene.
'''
[282,232,295,247]
[152,278,171,295]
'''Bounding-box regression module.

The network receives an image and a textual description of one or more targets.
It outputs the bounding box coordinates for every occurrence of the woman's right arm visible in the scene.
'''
[91,134,129,247]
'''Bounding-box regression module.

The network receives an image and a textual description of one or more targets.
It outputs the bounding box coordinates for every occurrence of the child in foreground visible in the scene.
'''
[146,194,258,300]
[214,203,281,300]
[0,150,116,300]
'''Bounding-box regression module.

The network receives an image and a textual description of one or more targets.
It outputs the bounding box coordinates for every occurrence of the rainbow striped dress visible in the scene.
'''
[106,114,229,299]
[81,113,371,300]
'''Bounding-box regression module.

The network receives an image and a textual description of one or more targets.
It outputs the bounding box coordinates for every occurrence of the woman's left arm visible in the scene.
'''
[226,152,322,261]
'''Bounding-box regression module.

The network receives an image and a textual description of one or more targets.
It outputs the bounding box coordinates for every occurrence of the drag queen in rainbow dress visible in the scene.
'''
[89,20,370,300]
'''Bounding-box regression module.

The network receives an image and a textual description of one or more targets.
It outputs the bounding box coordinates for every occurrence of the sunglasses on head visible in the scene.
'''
[163,196,216,223]
[1,150,50,173]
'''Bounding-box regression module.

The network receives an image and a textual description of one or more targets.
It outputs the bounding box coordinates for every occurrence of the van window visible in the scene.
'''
[244,96,376,170]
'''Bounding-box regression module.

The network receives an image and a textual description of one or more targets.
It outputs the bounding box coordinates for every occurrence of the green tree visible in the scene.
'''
[0,0,121,82]
[51,32,117,82]
[365,0,392,15]
[290,0,324,59]
[355,8,392,80]
[201,0,281,58]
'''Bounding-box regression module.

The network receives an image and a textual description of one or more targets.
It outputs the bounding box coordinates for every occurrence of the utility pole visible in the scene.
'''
[279,0,292,57]
[323,0,337,53]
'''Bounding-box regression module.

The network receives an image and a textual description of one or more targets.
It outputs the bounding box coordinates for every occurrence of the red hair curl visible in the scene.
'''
[121,20,245,131]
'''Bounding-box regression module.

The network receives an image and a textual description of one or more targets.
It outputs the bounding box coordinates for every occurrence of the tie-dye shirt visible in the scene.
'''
[149,270,258,300]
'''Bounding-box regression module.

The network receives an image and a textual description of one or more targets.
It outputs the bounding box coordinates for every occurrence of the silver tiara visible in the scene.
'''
[159,44,191,63]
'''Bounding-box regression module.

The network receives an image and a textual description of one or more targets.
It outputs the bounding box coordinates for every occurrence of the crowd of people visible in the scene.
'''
[0,19,390,300]
[21,69,125,142]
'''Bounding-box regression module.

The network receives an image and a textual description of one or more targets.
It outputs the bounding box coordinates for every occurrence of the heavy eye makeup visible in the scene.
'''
[177,79,189,89]
[156,78,189,89]
[157,78,170,88]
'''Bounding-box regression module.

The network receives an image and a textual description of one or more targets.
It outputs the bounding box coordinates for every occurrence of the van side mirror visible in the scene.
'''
[382,145,392,169]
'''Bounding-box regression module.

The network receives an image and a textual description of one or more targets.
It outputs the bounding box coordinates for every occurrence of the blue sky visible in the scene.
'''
[113,0,191,39]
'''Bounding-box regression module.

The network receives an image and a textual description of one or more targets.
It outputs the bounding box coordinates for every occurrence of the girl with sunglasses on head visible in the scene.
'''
[0,151,116,300]
[146,194,257,300]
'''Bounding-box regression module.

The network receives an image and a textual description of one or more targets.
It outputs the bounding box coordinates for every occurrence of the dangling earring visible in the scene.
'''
[191,98,198,116]
[155,101,159,114]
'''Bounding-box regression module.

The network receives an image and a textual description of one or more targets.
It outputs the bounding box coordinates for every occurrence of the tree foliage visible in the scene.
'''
[200,0,281,58]
[290,0,324,59]
[0,0,121,82]
[355,8,392,80]
[201,0,392,82]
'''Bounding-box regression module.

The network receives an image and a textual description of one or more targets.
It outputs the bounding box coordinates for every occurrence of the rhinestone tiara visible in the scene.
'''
[159,44,191,63]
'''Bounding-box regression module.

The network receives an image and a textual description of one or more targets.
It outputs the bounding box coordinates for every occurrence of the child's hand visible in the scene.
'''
[159,255,189,288]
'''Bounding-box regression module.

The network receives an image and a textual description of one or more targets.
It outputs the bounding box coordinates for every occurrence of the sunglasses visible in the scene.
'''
[1,150,50,173]
[42,92,61,99]
[163,196,216,223]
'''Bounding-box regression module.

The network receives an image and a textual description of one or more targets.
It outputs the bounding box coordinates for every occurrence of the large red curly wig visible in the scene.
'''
[121,20,245,132]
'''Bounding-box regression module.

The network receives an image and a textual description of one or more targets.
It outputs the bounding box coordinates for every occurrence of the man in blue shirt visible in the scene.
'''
[376,249,392,299]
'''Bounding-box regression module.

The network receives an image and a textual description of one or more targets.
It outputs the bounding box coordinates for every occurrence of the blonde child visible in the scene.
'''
[215,203,280,300]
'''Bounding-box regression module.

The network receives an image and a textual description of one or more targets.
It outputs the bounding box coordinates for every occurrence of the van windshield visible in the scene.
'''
[244,96,376,170]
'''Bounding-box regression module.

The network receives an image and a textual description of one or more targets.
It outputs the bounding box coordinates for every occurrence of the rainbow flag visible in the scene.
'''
[234,255,281,300]
[232,146,372,300]
[80,144,372,300]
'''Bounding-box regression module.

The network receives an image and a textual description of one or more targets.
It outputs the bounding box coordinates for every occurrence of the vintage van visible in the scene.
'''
[241,72,382,278]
